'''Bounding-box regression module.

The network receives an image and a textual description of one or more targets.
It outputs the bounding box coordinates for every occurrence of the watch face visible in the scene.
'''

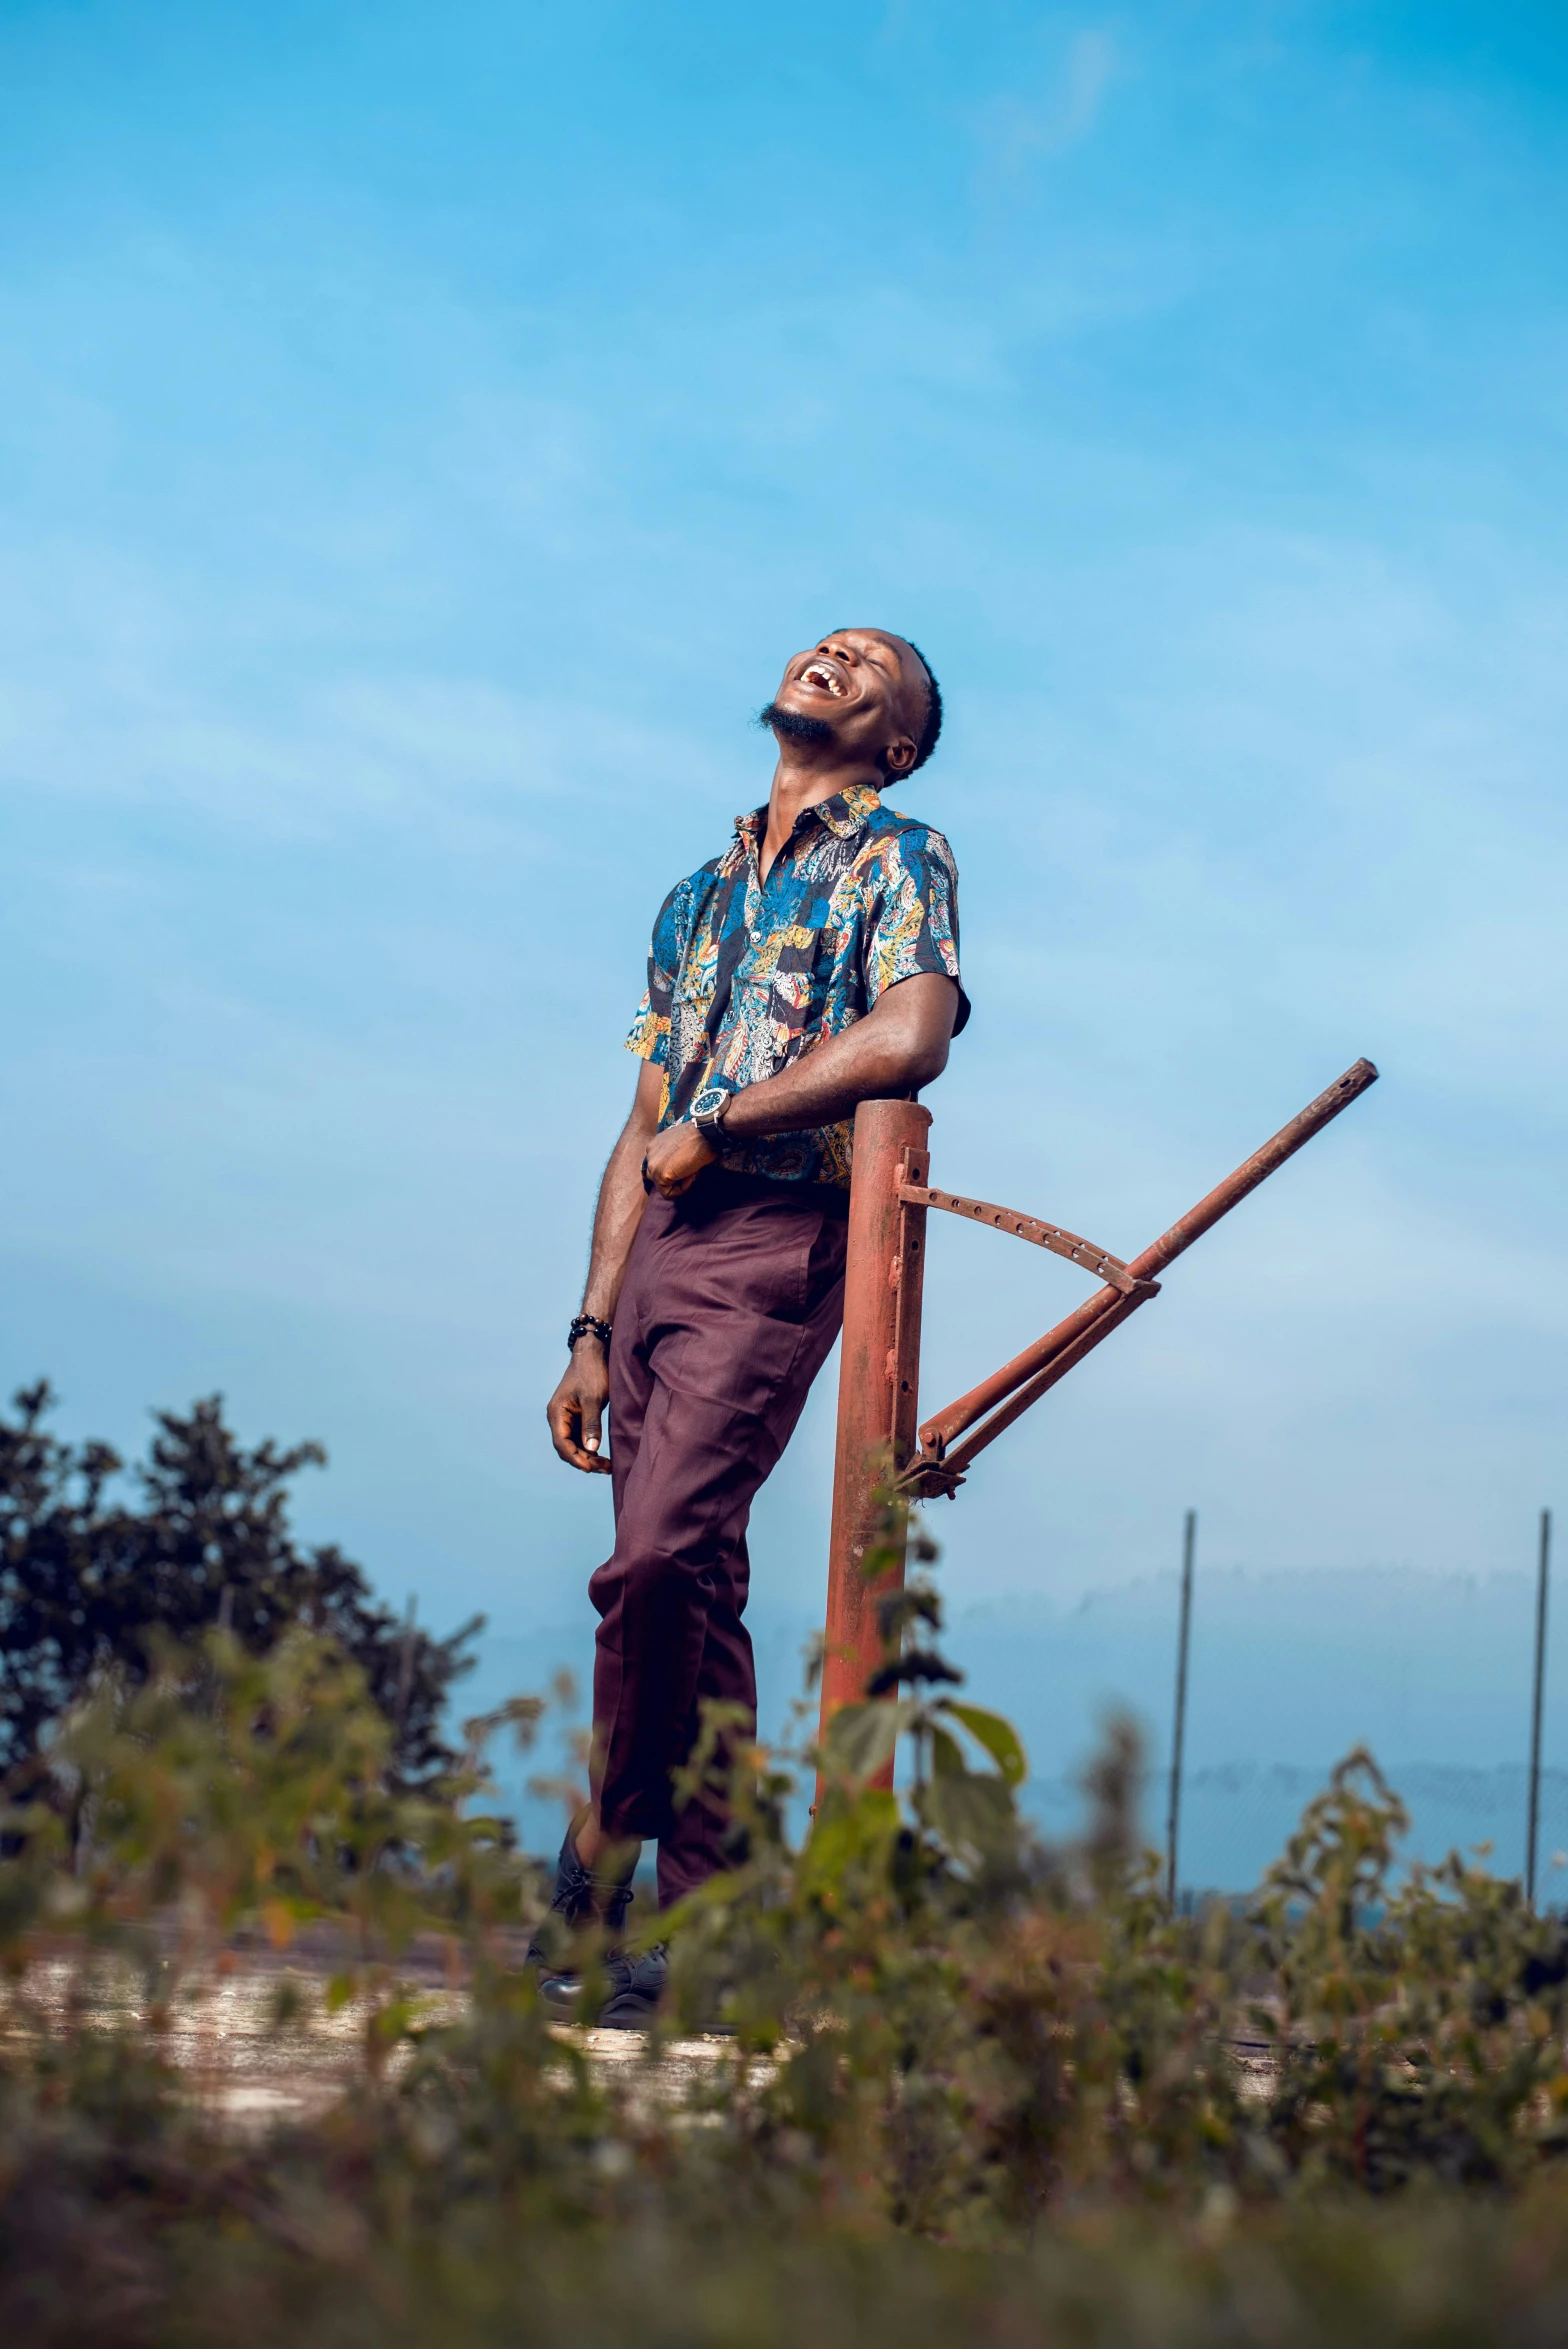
[692,1086,728,1124]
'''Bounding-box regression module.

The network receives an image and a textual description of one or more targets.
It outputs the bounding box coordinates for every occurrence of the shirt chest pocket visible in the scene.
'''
[671,931,722,1033]
[758,927,841,1068]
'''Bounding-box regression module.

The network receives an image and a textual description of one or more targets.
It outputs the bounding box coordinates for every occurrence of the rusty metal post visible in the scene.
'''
[816,1098,931,1783]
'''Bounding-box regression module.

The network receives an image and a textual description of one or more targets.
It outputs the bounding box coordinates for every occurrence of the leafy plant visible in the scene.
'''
[5,1493,1568,2343]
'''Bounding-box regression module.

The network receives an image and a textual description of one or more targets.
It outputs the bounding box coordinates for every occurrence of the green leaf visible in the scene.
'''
[918,1767,1016,1860]
[823,1699,917,1783]
[945,1701,1028,1787]
[930,1725,968,1780]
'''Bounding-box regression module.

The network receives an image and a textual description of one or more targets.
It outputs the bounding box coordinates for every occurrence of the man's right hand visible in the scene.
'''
[548,1060,662,1475]
[547,1340,614,1474]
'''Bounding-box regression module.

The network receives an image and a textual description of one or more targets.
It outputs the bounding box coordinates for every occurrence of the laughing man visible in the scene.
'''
[539,627,968,2022]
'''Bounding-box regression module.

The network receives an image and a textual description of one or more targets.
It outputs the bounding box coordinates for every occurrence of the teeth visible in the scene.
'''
[804,663,844,696]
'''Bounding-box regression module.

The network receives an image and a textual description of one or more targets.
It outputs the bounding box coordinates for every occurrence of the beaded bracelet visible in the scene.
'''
[568,1313,614,1352]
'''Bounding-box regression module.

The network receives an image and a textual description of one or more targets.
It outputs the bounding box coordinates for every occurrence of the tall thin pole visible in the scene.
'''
[1166,1509,1197,1911]
[1526,1509,1552,1908]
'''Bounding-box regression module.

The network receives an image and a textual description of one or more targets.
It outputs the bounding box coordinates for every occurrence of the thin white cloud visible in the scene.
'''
[970,25,1120,179]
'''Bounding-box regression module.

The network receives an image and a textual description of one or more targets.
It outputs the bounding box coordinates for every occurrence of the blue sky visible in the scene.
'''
[2,2,1565,1785]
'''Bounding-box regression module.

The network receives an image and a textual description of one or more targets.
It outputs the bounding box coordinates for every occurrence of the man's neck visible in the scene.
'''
[758,744,883,881]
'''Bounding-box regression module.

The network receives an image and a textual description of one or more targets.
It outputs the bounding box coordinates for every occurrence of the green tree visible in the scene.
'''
[0,1381,479,1789]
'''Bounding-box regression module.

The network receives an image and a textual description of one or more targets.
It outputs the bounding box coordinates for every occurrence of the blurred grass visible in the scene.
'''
[6,1518,1568,2344]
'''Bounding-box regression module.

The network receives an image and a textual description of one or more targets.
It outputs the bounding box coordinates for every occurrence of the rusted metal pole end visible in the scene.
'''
[916,1055,1379,1464]
[817,1097,932,1795]
[1133,1056,1379,1283]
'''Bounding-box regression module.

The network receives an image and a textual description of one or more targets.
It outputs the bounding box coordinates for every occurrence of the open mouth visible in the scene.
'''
[799,658,847,699]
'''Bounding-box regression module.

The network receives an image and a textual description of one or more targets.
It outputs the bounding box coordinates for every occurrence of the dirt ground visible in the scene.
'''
[11,1934,744,2131]
[12,1925,1275,2126]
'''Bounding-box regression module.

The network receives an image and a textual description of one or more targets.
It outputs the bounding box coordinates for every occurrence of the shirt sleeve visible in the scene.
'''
[624,880,684,1065]
[864,825,971,1034]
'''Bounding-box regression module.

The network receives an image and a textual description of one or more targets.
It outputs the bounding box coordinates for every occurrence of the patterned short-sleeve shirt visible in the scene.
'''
[626,782,968,1188]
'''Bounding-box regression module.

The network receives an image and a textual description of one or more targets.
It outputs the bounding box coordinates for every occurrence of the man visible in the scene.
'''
[539,627,967,2023]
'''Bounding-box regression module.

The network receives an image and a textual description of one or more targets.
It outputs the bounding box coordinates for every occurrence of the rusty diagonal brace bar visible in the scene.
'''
[899,1057,1380,1499]
[893,1187,1149,1295]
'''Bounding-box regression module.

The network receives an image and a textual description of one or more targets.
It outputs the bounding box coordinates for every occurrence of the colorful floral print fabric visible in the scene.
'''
[626,783,968,1187]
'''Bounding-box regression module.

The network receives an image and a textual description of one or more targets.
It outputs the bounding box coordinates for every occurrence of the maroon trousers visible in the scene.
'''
[590,1172,848,1907]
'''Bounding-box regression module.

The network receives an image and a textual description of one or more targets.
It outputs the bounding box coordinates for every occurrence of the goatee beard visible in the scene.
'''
[757,701,835,748]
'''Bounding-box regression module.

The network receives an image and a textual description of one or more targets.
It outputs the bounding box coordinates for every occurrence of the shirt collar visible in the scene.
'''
[733,783,882,850]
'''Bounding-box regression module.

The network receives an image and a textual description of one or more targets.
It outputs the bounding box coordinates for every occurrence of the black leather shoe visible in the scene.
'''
[525,1824,637,2016]
[596,1944,668,2030]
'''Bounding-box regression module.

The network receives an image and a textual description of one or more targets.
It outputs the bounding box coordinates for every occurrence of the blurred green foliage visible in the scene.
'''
[4,1496,1568,2344]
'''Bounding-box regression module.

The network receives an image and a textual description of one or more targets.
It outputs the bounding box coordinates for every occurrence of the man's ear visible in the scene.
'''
[883,734,916,778]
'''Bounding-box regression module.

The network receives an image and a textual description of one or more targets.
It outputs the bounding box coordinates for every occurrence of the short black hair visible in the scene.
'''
[845,629,943,775]
[902,640,943,772]
[825,628,943,776]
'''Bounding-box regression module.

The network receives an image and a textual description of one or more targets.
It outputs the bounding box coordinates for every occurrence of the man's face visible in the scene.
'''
[768,628,926,779]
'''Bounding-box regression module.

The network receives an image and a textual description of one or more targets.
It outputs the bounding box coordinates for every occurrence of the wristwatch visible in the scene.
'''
[690,1083,731,1143]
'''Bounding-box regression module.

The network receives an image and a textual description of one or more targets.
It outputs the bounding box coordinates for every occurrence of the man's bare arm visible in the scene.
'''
[642,972,959,1199]
[546,1057,664,1473]
[726,971,958,1138]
